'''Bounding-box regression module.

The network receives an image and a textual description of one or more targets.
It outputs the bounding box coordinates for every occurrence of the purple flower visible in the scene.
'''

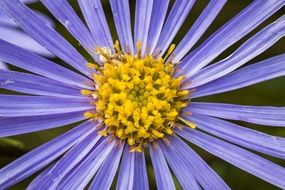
[0,0,285,189]
[0,0,53,69]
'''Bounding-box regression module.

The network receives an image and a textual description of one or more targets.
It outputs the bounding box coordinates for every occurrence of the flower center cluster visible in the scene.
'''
[82,42,190,152]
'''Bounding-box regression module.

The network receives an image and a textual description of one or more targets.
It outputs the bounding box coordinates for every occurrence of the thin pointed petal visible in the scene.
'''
[58,137,115,189]
[149,145,176,190]
[78,0,114,49]
[110,0,134,53]
[133,152,149,190]
[0,95,92,117]
[134,0,153,56]
[116,145,135,190]
[172,0,226,62]
[89,142,125,190]
[169,135,230,190]
[40,0,99,61]
[187,102,285,126]
[31,127,101,189]
[0,112,86,137]
[147,0,170,54]
[192,54,285,98]
[0,121,96,189]
[0,0,90,75]
[155,0,195,56]
[186,15,285,88]
[183,114,285,159]
[175,0,285,78]
[0,39,93,89]
[177,128,285,189]
[159,141,200,190]
[0,70,83,97]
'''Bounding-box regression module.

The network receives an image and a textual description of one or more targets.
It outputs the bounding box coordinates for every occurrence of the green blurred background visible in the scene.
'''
[0,0,285,189]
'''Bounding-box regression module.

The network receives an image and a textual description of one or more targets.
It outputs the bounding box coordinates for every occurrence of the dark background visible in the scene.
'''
[0,0,285,189]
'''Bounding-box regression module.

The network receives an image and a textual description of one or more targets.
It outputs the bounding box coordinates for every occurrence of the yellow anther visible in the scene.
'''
[151,129,164,138]
[86,62,101,71]
[114,39,121,53]
[130,146,143,152]
[177,117,196,129]
[81,89,92,96]
[116,129,124,138]
[178,90,189,96]
[164,44,176,61]
[84,111,95,119]
[128,138,135,146]
[164,128,174,135]
[136,40,142,58]
[138,127,147,137]
[82,42,190,152]
[98,130,108,137]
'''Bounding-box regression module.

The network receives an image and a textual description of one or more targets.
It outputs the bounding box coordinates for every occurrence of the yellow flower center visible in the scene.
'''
[82,41,192,152]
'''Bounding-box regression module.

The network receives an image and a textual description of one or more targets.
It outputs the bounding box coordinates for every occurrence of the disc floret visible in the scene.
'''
[82,41,190,152]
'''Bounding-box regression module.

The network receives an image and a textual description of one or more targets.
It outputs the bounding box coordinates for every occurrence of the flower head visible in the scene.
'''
[83,43,191,151]
[0,0,285,189]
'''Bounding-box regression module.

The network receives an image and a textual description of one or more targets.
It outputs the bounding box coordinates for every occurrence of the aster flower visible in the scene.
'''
[0,0,285,189]
[0,0,53,69]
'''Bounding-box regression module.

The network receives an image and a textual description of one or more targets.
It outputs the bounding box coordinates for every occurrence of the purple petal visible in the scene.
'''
[149,145,175,190]
[158,141,200,190]
[155,0,195,56]
[110,0,134,54]
[134,0,153,56]
[168,135,230,190]
[186,15,285,88]
[0,121,96,189]
[0,11,18,27]
[0,0,90,76]
[192,54,285,98]
[0,9,54,57]
[0,27,53,57]
[21,0,39,3]
[0,61,7,70]
[172,0,226,62]
[0,112,86,137]
[133,152,149,190]
[0,70,83,97]
[78,0,114,49]
[0,95,93,117]
[183,114,285,159]
[175,0,285,78]
[0,39,93,89]
[89,142,125,190]
[41,0,99,61]
[176,128,285,189]
[147,0,170,54]
[29,125,101,189]
[27,164,54,190]
[187,102,285,126]
[58,136,115,189]
[116,145,135,190]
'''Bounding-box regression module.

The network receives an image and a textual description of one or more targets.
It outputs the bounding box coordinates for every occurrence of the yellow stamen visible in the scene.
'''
[114,39,121,53]
[81,89,92,96]
[98,130,108,137]
[164,44,176,61]
[82,41,191,151]
[136,40,142,58]
[177,116,196,129]
[84,111,95,119]
[86,62,101,72]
